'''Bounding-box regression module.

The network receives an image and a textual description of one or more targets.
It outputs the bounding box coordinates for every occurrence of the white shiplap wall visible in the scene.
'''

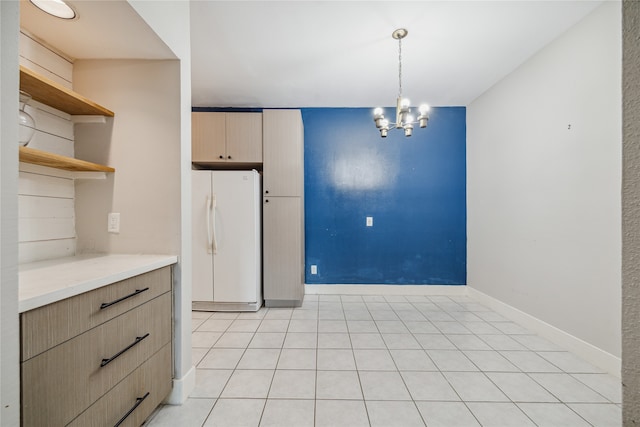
[18,31,76,263]
[19,31,72,88]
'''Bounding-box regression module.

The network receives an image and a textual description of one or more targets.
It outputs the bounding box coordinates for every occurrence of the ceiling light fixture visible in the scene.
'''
[29,0,77,20]
[373,28,429,138]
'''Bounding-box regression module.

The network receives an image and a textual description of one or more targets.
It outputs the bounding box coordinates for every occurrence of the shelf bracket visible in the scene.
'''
[71,115,108,124]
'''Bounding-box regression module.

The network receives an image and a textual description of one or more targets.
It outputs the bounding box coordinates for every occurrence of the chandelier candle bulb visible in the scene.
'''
[404,123,413,137]
[374,107,385,128]
[418,104,430,128]
[380,119,390,137]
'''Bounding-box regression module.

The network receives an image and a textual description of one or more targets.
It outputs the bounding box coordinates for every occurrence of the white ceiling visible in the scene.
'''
[20,1,605,108]
[19,0,176,60]
[190,1,604,108]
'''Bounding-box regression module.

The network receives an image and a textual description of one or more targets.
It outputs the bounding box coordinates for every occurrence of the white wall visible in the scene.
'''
[468,1,621,367]
[128,0,194,403]
[0,1,21,424]
[73,59,181,257]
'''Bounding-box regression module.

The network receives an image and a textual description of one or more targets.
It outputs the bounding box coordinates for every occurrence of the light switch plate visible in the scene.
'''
[366,216,373,227]
[108,212,120,233]
[310,265,318,275]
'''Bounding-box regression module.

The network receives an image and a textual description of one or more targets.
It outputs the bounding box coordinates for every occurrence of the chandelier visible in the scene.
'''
[373,28,430,138]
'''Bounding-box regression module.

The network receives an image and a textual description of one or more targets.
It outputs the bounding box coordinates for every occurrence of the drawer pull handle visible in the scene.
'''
[114,391,150,427]
[100,333,150,367]
[100,287,150,309]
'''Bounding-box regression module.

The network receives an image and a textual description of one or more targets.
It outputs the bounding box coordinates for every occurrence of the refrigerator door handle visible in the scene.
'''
[206,196,213,254]
[211,194,218,255]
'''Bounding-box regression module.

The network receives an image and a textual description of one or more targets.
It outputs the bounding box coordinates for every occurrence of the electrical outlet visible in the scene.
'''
[108,212,120,233]
[310,265,318,275]
[366,216,373,227]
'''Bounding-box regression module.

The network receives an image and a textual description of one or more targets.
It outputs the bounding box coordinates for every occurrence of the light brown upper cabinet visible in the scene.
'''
[262,109,303,197]
[192,112,263,164]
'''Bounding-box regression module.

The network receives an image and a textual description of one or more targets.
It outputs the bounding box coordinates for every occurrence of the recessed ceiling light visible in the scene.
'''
[29,0,77,20]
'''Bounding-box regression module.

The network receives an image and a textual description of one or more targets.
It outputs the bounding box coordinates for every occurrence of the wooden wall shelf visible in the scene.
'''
[19,66,114,117]
[19,146,115,173]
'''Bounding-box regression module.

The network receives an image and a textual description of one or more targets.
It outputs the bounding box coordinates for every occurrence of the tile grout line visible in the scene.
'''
[313,295,320,427]
[437,297,543,427]
[354,294,375,427]
[518,370,605,426]
[414,295,485,427]
[193,310,237,426]
[438,297,598,426]
[203,308,269,425]
[176,294,621,427]
[255,306,290,427]
[391,295,431,426]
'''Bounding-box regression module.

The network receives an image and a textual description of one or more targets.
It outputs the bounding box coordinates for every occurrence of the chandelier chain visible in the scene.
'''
[398,36,403,98]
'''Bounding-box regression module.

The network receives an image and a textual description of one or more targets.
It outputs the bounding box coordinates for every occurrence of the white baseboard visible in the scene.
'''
[305,284,467,296]
[163,365,196,405]
[467,287,621,378]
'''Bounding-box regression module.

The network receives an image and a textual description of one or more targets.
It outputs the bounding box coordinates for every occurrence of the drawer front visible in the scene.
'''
[21,266,171,361]
[68,343,172,427]
[21,292,171,427]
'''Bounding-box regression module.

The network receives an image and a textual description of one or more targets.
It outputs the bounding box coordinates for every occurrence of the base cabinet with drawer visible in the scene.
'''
[20,266,173,427]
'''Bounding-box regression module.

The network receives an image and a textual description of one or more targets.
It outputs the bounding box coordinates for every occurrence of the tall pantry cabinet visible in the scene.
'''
[262,110,305,307]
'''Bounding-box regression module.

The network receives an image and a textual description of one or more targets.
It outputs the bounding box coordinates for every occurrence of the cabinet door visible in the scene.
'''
[263,196,303,303]
[226,113,263,163]
[192,112,226,162]
[263,110,303,196]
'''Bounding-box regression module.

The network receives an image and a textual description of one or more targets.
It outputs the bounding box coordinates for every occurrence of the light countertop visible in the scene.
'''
[19,254,178,313]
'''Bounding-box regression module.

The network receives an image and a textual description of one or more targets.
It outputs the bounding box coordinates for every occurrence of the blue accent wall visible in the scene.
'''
[303,107,466,285]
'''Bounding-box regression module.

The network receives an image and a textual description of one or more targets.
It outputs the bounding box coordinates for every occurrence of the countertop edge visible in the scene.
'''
[19,254,178,313]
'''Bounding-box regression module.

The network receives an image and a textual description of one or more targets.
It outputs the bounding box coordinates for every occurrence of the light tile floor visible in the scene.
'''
[145,294,621,427]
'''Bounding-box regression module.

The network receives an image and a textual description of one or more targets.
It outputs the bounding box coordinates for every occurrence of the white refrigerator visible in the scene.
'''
[192,170,262,311]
